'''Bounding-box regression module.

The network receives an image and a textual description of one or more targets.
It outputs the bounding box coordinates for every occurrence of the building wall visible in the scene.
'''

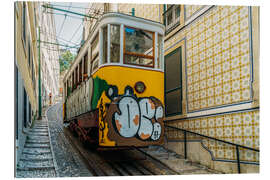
[38,2,60,106]
[15,1,39,165]
[163,5,259,172]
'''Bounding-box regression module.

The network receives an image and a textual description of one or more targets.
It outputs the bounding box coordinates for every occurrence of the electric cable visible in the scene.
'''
[57,2,72,37]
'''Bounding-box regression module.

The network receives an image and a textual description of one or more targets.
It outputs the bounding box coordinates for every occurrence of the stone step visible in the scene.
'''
[20,158,53,162]
[17,166,55,171]
[33,126,48,129]
[16,169,56,178]
[21,153,53,160]
[24,144,50,148]
[23,148,51,155]
[27,137,49,142]
[17,159,54,170]
[29,129,48,133]
[27,132,49,136]
[32,128,48,131]
[26,140,50,144]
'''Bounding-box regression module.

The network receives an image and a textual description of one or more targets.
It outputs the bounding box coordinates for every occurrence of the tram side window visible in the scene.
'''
[83,52,88,80]
[91,33,99,72]
[103,26,107,63]
[157,34,163,69]
[124,27,154,67]
[110,25,120,63]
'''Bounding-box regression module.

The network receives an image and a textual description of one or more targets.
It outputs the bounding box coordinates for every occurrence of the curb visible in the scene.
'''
[45,104,60,177]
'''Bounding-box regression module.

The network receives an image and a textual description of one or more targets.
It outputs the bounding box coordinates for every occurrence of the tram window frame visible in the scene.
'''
[83,52,88,81]
[91,32,99,72]
[157,34,163,69]
[103,26,108,64]
[79,60,83,83]
[91,53,99,72]
[123,26,155,68]
[110,24,120,63]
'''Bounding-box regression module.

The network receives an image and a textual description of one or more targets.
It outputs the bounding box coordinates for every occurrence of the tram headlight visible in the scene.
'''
[134,81,146,94]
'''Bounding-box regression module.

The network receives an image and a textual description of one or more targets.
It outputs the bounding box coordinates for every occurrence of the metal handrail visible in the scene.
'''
[165,125,260,173]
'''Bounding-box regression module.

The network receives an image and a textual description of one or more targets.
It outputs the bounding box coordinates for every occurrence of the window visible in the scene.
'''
[110,25,120,63]
[165,47,182,116]
[91,33,99,72]
[103,26,107,63]
[83,53,88,80]
[124,27,154,67]
[157,34,163,69]
[163,5,181,32]
[79,61,82,83]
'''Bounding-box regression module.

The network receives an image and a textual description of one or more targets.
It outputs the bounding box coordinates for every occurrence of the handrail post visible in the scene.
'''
[236,145,241,173]
[184,131,187,159]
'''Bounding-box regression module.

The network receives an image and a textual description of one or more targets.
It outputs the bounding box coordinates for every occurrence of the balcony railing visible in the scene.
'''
[165,125,259,173]
[163,5,181,33]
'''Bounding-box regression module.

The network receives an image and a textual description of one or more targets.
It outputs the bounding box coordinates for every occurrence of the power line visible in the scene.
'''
[40,30,80,46]
[57,2,72,37]
[68,20,83,44]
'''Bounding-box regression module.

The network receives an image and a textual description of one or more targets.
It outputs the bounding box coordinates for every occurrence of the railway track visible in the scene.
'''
[64,126,179,176]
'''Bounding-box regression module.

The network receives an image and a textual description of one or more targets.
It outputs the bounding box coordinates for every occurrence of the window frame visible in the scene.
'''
[123,26,155,68]
[164,46,183,116]
[163,4,183,33]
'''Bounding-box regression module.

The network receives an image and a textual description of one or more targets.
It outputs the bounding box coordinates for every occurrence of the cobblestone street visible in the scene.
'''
[46,103,93,177]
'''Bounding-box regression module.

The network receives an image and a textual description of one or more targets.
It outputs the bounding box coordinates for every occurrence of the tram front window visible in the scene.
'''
[110,25,120,63]
[124,27,154,67]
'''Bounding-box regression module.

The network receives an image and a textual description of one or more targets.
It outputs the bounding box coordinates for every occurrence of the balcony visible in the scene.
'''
[163,5,181,33]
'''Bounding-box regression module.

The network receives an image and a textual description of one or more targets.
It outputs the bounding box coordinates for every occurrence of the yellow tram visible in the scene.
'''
[62,13,165,148]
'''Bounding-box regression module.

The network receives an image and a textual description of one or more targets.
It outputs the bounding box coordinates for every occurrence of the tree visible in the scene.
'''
[59,50,75,73]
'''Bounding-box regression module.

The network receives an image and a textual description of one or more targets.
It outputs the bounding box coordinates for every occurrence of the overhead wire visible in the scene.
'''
[40,30,80,46]
[68,20,83,44]
[57,2,72,37]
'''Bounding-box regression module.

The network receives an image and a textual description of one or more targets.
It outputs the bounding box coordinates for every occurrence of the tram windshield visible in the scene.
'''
[101,22,163,69]
[124,27,154,67]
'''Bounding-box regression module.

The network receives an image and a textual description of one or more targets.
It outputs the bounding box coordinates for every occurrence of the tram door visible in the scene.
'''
[165,47,182,116]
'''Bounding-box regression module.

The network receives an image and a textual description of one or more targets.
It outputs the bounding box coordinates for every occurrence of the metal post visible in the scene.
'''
[131,8,135,16]
[184,131,187,159]
[38,27,42,118]
[236,145,241,173]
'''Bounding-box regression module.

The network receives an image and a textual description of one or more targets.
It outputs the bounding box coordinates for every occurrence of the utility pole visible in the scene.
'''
[38,27,42,118]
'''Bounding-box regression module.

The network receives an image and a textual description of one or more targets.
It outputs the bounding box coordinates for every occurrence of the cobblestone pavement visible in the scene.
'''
[47,103,93,177]
[16,116,57,178]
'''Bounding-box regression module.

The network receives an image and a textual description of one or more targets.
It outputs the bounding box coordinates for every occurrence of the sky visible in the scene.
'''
[50,2,89,55]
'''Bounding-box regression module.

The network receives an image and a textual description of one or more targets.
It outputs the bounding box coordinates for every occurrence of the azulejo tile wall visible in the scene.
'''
[118,4,161,23]
[185,5,204,20]
[185,6,252,112]
[165,109,259,162]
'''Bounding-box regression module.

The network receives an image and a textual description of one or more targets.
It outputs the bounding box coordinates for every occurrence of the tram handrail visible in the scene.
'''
[164,125,260,173]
